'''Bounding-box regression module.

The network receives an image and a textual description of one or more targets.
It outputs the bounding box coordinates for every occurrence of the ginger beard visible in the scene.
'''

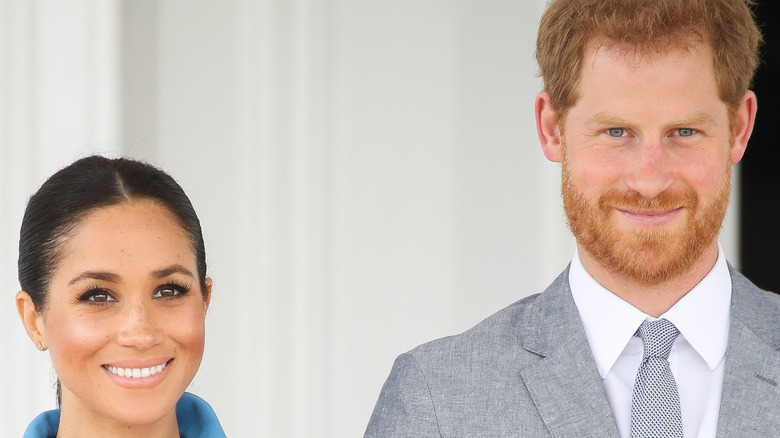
[561,151,732,285]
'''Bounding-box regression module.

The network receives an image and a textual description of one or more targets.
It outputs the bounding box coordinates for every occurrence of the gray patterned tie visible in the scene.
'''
[630,318,683,438]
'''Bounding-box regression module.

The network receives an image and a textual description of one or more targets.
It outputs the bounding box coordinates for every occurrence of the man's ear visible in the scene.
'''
[536,91,564,162]
[16,291,47,350]
[203,277,213,315]
[730,90,757,164]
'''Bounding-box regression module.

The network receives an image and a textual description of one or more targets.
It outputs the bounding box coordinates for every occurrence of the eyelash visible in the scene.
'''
[604,128,697,139]
[606,128,628,138]
[154,281,192,300]
[77,285,116,306]
[675,128,697,137]
[77,281,193,306]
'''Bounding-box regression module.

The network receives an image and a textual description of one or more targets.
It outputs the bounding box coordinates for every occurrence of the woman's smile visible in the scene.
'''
[102,359,174,389]
[103,361,169,379]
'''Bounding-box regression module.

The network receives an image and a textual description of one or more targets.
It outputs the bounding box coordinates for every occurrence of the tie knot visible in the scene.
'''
[635,318,679,360]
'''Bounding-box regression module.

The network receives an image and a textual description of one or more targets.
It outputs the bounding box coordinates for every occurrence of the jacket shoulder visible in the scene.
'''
[409,292,542,363]
[731,269,780,349]
[409,267,574,365]
[365,292,553,437]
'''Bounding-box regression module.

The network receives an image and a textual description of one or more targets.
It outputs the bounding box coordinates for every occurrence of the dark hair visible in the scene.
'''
[18,155,208,310]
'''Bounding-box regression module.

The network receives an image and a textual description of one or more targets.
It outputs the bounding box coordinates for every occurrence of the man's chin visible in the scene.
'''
[585,225,705,284]
[606,253,691,285]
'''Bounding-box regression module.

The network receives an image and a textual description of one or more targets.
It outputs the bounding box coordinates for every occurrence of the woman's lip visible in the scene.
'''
[102,359,173,389]
[103,357,173,369]
[617,207,684,225]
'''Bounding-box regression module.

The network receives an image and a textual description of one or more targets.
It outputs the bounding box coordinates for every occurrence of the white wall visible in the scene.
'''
[0,1,740,436]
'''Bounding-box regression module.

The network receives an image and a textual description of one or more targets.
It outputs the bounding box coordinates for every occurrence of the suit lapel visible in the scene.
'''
[521,333,619,437]
[717,270,780,436]
[518,269,619,437]
[716,321,780,436]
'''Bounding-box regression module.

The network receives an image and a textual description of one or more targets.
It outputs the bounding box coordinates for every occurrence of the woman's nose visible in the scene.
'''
[116,301,163,350]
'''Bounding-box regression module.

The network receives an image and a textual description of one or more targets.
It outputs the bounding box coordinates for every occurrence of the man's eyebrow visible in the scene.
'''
[585,111,718,127]
[671,112,717,127]
[68,271,121,286]
[586,112,632,126]
[151,264,195,279]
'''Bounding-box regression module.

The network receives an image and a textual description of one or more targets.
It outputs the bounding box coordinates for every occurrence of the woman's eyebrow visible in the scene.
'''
[68,271,121,286]
[151,264,195,279]
[67,265,194,285]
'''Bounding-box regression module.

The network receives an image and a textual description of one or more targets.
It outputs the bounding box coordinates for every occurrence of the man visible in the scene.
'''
[365,0,780,436]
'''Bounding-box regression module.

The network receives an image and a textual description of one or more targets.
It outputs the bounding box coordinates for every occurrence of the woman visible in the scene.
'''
[16,156,226,437]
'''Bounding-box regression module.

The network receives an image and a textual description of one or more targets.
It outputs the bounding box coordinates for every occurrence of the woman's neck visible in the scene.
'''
[56,399,179,438]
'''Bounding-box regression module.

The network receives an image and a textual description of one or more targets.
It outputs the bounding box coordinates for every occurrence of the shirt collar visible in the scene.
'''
[570,244,731,378]
[23,392,225,438]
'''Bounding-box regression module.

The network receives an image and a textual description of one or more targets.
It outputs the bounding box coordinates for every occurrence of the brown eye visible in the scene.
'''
[78,288,117,305]
[153,283,191,300]
[156,287,178,298]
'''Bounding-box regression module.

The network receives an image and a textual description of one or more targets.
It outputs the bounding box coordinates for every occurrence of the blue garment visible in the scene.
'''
[23,392,226,438]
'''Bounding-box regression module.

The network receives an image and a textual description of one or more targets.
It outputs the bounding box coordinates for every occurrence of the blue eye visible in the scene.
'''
[676,128,695,137]
[607,128,626,137]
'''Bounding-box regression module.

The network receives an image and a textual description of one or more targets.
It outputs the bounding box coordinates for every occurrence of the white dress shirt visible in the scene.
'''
[569,245,731,438]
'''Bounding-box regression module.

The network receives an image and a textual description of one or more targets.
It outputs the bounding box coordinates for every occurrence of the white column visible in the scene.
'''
[0,1,122,435]
[0,1,741,436]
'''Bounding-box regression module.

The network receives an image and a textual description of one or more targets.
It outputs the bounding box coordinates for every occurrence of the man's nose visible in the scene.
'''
[625,138,674,199]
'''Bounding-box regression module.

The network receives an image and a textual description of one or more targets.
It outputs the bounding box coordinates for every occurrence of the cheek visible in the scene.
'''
[567,157,622,196]
[165,306,206,358]
[677,155,731,193]
[44,310,111,375]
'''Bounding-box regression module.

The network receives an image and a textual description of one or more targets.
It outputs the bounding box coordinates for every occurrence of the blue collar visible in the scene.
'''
[23,392,226,438]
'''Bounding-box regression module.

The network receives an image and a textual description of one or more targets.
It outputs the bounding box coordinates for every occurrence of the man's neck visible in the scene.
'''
[577,242,721,318]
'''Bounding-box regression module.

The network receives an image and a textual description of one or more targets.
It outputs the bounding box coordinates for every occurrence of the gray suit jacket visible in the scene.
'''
[365,267,780,437]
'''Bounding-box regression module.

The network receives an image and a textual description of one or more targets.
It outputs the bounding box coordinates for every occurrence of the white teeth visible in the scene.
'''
[104,362,168,378]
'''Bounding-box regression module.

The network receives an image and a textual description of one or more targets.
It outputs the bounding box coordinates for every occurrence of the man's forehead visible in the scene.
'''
[584,33,708,69]
[562,38,728,131]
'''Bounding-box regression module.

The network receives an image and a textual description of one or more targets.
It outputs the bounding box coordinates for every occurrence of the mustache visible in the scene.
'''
[597,188,698,212]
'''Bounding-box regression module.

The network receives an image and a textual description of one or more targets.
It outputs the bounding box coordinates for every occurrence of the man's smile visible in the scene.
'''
[616,207,685,226]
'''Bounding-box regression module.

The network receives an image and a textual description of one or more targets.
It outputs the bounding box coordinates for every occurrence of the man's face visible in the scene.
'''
[557,42,743,284]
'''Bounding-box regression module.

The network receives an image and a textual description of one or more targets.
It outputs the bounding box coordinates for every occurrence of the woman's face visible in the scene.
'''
[35,199,210,428]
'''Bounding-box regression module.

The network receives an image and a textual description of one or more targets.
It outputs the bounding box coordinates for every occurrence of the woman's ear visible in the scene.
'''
[535,91,564,162]
[16,291,47,350]
[203,278,213,315]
